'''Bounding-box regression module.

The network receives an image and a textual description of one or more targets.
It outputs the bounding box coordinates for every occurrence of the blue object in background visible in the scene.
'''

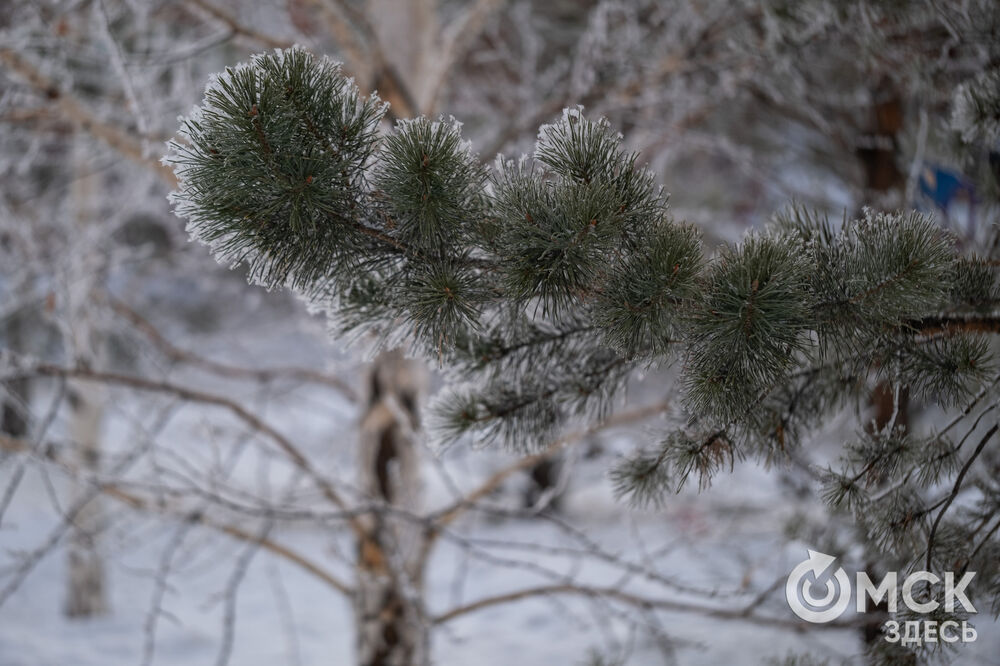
[917,163,977,234]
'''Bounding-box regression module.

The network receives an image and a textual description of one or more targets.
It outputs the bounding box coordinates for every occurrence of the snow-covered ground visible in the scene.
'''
[2,293,998,666]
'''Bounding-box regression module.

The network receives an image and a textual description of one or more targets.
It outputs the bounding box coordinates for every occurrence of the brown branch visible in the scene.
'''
[422,0,506,114]
[296,0,373,94]
[910,314,1000,337]
[288,1,420,119]
[107,296,358,402]
[184,0,292,50]
[433,582,874,630]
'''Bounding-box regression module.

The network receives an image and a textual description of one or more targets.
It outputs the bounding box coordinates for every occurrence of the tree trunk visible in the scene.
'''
[857,83,909,659]
[64,378,108,617]
[64,134,108,618]
[354,350,429,666]
[855,86,905,212]
[523,454,564,511]
[1,312,30,437]
[351,14,443,660]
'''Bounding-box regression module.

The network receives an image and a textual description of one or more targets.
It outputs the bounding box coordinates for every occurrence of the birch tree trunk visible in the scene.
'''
[64,375,107,617]
[354,350,429,666]
[351,8,440,659]
[368,0,436,113]
[64,134,108,618]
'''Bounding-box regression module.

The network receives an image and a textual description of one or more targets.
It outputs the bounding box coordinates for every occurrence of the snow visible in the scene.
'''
[2,302,998,665]
[3,2,1000,661]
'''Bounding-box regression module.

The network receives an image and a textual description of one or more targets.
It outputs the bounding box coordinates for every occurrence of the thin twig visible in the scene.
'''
[0,431,354,596]
[433,582,874,630]
[183,0,291,50]
[925,422,999,571]
[108,296,357,402]
[0,48,177,185]
[8,363,366,539]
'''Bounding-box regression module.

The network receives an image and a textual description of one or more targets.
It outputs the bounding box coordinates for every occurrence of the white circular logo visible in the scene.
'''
[785,549,851,623]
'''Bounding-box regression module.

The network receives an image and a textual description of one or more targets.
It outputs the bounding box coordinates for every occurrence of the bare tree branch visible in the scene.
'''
[107,295,358,402]
[0,48,178,186]
[415,400,671,574]
[421,0,506,114]
[0,432,354,596]
[433,581,875,630]
[431,400,670,530]
[184,0,293,50]
[6,362,366,538]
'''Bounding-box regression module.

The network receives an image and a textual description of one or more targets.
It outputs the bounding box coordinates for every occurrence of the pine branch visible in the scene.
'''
[925,423,999,571]
[911,314,1000,336]
[168,47,1000,525]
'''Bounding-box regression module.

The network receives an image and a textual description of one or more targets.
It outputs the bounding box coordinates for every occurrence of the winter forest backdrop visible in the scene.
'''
[2,1,1000,665]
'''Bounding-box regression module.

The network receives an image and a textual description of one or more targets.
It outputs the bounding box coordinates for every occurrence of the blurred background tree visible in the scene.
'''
[2,1,1000,665]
